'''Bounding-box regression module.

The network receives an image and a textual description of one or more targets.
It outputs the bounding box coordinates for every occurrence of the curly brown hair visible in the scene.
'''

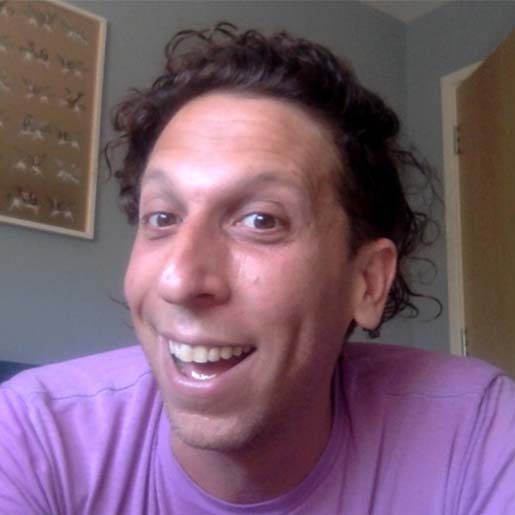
[106,22,440,336]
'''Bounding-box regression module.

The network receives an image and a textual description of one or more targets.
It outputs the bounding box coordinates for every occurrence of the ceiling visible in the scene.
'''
[361,0,451,23]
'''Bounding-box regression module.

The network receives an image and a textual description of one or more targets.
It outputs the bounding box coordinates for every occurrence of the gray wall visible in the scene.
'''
[1,1,407,364]
[405,1,515,352]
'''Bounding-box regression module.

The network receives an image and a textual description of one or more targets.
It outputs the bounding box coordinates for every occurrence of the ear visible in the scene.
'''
[352,238,397,331]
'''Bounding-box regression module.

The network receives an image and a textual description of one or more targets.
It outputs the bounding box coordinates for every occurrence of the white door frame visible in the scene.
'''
[440,61,481,356]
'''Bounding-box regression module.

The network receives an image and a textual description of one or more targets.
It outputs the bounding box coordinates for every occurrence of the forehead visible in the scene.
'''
[147,92,341,198]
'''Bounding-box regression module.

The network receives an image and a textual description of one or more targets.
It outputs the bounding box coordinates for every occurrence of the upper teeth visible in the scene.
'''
[168,340,252,364]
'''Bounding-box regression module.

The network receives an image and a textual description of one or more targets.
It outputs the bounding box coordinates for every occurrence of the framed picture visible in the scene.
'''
[0,0,106,239]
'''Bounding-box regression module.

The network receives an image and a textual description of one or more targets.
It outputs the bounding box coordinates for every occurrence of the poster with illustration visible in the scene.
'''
[0,0,106,238]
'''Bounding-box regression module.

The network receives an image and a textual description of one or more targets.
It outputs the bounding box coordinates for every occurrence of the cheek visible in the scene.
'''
[123,241,155,309]
[123,259,137,308]
[237,240,357,343]
[235,254,262,288]
[234,248,327,319]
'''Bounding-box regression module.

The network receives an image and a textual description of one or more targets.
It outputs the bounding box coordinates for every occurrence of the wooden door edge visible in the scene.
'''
[440,62,481,356]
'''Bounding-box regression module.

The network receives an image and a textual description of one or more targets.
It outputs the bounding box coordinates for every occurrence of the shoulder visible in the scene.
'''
[0,345,159,472]
[0,346,161,513]
[1,345,153,400]
[342,342,506,397]
[337,343,515,512]
[0,345,157,424]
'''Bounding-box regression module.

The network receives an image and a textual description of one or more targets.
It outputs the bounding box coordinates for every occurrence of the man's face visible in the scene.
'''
[125,93,365,453]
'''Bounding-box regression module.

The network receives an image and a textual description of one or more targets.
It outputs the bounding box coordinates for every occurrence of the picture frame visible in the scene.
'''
[0,0,106,239]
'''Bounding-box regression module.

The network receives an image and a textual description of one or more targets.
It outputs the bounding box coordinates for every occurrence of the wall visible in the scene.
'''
[0,0,407,364]
[406,1,515,352]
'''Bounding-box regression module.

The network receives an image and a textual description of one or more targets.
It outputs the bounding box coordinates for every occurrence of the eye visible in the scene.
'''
[143,211,180,228]
[239,212,280,230]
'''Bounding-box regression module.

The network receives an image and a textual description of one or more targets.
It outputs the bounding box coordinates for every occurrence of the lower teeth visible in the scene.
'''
[191,370,216,381]
[173,352,251,381]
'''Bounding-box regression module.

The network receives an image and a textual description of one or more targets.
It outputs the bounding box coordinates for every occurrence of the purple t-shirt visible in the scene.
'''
[1,343,514,514]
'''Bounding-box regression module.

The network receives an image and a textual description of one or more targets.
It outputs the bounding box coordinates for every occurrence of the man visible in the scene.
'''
[1,24,514,514]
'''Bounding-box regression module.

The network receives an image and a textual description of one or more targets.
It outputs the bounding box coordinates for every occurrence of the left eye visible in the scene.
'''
[239,212,279,230]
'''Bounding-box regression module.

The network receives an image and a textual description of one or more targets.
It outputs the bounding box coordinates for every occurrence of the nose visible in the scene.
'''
[157,219,231,307]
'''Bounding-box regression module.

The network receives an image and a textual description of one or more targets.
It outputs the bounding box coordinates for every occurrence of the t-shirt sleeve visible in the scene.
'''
[456,374,515,514]
[0,384,53,514]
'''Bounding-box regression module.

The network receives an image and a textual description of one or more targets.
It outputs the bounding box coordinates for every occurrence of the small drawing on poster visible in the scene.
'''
[22,4,58,31]
[12,148,46,176]
[57,53,87,76]
[58,87,85,115]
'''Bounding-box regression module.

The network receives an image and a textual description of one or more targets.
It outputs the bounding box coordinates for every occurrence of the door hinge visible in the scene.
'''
[453,124,461,155]
[461,327,468,356]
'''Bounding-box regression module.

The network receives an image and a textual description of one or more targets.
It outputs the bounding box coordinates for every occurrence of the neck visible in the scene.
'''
[171,385,334,504]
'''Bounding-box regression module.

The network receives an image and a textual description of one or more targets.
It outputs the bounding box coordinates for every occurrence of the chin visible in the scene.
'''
[167,408,276,455]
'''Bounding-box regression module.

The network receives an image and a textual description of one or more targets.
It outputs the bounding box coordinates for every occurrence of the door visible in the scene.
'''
[456,29,515,377]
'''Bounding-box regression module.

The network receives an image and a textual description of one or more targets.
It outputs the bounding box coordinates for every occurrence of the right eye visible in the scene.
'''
[143,212,180,229]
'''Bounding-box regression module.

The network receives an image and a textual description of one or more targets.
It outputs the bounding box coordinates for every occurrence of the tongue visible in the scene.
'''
[175,355,248,381]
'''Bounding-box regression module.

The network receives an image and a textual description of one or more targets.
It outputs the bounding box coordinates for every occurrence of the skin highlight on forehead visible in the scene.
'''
[146,92,343,211]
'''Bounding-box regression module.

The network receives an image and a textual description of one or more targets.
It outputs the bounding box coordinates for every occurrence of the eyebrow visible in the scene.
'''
[140,168,169,187]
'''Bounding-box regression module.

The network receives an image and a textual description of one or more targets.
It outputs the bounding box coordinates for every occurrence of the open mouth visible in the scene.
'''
[167,340,255,381]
